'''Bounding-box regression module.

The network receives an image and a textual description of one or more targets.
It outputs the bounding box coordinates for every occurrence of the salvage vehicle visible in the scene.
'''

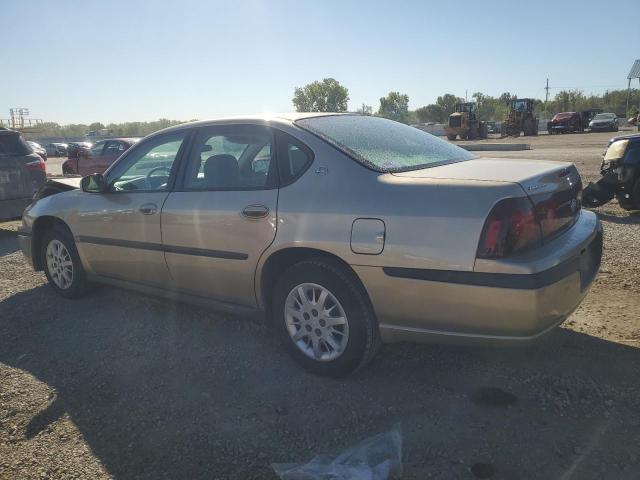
[547,112,584,134]
[19,114,602,376]
[547,110,603,134]
[0,128,47,221]
[583,133,640,210]
[62,138,139,175]
[588,113,619,132]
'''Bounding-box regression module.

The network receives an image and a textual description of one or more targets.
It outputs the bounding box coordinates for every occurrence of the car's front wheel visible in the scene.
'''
[272,258,380,377]
[41,227,89,298]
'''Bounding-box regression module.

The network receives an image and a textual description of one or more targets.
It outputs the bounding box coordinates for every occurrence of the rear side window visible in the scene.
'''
[276,131,313,184]
[0,134,31,156]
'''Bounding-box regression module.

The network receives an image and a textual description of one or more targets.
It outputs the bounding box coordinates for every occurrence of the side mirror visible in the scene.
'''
[81,173,108,193]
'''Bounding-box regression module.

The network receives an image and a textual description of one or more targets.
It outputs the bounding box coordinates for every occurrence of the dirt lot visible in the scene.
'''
[1,131,639,479]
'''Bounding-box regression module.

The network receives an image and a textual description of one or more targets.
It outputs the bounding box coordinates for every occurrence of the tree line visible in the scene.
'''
[28,80,640,139]
[292,78,640,124]
[31,118,189,139]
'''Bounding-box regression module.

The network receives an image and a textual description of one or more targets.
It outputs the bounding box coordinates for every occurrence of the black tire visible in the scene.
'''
[447,134,457,141]
[41,226,89,298]
[271,258,380,377]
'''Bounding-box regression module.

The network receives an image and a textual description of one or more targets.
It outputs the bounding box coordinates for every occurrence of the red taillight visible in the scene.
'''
[26,158,46,174]
[477,197,542,259]
[530,178,582,240]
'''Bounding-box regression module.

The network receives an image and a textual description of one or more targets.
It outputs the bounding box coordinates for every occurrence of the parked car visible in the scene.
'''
[486,121,501,134]
[548,110,602,134]
[65,142,92,163]
[547,112,583,134]
[62,138,139,175]
[19,114,602,376]
[27,141,47,161]
[0,128,47,221]
[46,143,68,157]
[589,113,619,132]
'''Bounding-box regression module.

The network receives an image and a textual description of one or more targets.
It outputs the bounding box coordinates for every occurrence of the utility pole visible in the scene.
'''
[545,78,550,104]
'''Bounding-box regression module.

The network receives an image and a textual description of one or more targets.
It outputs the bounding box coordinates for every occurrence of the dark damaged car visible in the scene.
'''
[0,128,47,221]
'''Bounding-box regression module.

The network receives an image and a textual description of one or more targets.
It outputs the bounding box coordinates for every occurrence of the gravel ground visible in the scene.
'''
[1,130,640,479]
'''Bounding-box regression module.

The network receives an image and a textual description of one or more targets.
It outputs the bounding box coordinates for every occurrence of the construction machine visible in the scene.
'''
[501,98,539,137]
[445,102,487,141]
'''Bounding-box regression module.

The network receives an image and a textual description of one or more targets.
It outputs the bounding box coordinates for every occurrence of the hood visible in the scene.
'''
[392,158,578,195]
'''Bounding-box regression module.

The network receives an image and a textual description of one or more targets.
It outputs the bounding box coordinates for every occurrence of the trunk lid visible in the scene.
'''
[393,157,583,241]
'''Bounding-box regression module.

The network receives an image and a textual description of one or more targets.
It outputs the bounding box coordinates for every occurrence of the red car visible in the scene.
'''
[62,138,140,175]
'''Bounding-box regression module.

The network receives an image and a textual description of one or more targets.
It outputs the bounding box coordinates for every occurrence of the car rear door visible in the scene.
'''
[160,124,278,307]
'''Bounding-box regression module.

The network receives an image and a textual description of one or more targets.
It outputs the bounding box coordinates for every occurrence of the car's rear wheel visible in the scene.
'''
[272,258,380,377]
[41,227,88,298]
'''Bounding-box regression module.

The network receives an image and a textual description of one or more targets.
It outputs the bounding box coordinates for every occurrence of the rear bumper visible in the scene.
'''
[354,211,602,344]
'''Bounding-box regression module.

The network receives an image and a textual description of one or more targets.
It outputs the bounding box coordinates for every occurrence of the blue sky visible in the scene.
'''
[3,0,639,124]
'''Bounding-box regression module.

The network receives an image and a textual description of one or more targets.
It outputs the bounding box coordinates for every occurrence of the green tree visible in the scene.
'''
[415,104,444,123]
[378,91,410,123]
[88,122,105,132]
[436,94,463,118]
[292,78,349,112]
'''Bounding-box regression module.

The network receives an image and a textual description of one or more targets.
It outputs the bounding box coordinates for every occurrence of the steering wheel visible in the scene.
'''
[146,165,172,188]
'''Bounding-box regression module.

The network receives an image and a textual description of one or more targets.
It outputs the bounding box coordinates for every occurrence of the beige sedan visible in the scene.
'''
[18,114,602,376]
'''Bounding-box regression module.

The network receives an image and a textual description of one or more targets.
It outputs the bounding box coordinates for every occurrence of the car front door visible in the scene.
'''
[70,131,189,286]
[161,124,278,307]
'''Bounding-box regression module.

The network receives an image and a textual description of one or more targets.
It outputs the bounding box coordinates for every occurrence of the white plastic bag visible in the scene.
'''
[272,424,402,480]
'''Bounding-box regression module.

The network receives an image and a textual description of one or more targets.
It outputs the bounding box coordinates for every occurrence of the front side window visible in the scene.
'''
[182,125,274,190]
[108,132,187,191]
[296,115,474,172]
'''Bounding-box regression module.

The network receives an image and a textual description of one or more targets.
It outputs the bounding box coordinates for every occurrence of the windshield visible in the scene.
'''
[296,115,475,172]
[594,113,616,120]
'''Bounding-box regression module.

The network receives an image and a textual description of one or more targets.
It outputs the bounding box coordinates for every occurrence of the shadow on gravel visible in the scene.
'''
[1,285,640,479]
[0,228,19,257]
[596,211,640,225]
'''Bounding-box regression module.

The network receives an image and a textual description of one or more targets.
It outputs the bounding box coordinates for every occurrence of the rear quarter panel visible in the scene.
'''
[260,124,526,287]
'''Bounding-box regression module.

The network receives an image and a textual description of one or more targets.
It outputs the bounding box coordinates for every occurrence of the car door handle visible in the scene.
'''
[242,204,269,219]
[139,203,158,215]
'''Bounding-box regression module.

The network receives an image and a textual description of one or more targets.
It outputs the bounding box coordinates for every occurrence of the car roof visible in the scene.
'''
[0,128,20,136]
[150,112,354,136]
